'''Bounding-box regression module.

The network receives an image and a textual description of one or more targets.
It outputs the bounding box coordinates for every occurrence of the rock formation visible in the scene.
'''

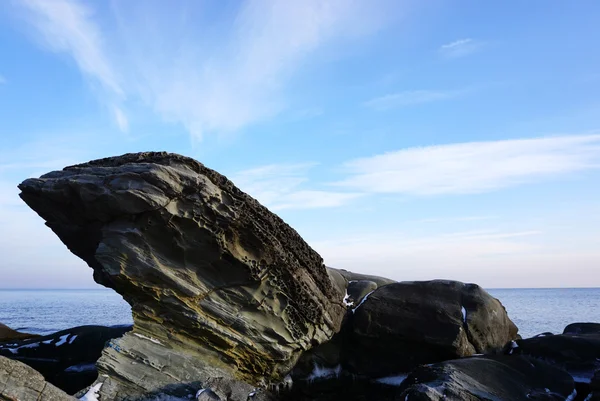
[347,280,519,376]
[0,322,39,343]
[18,152,346,400]
[0,356,74,401]
[397,355,576,400]
[0,325,132,394]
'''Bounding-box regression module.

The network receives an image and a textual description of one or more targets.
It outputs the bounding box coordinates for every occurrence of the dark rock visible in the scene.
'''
[346,280,377,307]
[333,268,396,287]
[0,355,75,400]
[588,370,600,401]
[0,322,39,343]
[514,323,600,384]
[0,325,131,394]
[347,280,519,376]
[397,355,576,401]
[18,152,346,400]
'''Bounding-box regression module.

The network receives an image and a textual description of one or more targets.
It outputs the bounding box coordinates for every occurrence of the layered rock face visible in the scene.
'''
[347,280,519,375]
[0,356,74,401]
[19,152,346,399]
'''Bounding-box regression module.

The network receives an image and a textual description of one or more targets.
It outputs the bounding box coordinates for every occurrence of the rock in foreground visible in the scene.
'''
[347,280,519,376]
[0,355,74,401]
[18,152,346,399]
[0,322,39,343]
[398,355,576,401]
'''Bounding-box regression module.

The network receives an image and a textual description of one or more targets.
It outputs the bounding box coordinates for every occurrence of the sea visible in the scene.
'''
[0,288,599,339]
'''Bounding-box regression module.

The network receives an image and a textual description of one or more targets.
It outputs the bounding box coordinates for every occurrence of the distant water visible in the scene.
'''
[0,288,599,339]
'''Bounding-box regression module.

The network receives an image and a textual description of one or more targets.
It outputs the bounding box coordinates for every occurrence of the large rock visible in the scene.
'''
[347,280,519,376]
[18,152,346,399]
[513,322,600,384]
[397,355,576,401]
[0,322,39,343]
[0,355,74,401]
[0,325,132,394]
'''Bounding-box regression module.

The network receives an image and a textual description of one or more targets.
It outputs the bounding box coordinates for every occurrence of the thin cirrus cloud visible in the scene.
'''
[334,133,600,195]
[14,0,398,140]
[439,38,482,58]
[364,89,465,110]
[230,163,362,211]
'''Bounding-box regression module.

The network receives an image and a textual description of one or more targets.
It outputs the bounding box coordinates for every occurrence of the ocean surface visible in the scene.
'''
[1,288,599,339]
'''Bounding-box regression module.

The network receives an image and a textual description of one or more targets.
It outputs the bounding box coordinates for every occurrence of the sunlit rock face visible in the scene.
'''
[19,152,346,399]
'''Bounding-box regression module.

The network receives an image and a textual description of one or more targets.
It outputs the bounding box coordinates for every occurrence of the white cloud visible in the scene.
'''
[113,106,129,133]
[18,0,122,96]
[334,133,600,195]
[439,38,482,58]
[231,163,361,211]
[15,0,397,139]
[364,89,465,110]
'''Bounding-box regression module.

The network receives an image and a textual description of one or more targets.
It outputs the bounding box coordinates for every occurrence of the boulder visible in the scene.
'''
[513,322,600,384]
[588,370,600,401]
[333,268,396,287]
[0,355,75,401]
[0,322,39,343]
[19,152,346,400]
[347,280,519,376]
[397,355,576,401]
[0,325,132,394]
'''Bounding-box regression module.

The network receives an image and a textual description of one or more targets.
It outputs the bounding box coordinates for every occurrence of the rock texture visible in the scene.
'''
[0,322,39,343]
[18,152,346,399]
[0,325,132,394]
[0,356,74,401]
[347,280,519,376]
[514,322,600,384]
[397,355,576,401]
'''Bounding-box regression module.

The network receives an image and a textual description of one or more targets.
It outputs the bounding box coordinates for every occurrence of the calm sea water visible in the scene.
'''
[0,288,599,339]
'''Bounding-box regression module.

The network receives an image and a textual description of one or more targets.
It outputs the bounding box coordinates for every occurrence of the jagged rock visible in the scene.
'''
[0,322,39,343]
[347,280,519,376]
[0,325,131,394]
[0,355,75,400]
[397,355,576,401]
[19,152,346,400]
[513,322,600,384]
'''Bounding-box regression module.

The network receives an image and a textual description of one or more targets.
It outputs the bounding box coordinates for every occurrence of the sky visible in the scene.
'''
[1,0,599,289]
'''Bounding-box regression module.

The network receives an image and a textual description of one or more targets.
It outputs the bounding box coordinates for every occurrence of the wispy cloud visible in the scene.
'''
[231,163,361,211]
[364,89,465,110]
[334,133,600,195]
[18,0,122,95]
[15,0,397,139]
[439,38,482,58]
[113,106,128,133]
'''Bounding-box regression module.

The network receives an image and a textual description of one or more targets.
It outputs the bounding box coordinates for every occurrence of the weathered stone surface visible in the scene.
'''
[513,322,600,384]
[333,268,396,287]
[19,152,346,399]
[0,325,131,394]
[0,322,39,343]
[397,355,576,401]
[0,356,75,401]
[347,280,519,376]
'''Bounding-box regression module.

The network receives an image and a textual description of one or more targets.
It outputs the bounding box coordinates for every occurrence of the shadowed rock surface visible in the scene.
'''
[18,152,346,399]
[347,280,519,376]
[0,325,131,394]
[397,355,576,401]
[0,322,39,343]
[0,356,75,401]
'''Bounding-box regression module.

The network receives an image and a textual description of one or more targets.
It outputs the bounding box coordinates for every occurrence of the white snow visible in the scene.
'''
[6,341,40,354]
[68,335,78,344]
[584,393,593,401]
[375,374,408,386]
[134,333,163,345]
[306,363,342,382]
[343,291,354,307]
[565,389,578,401]
[248,391,256,397]
[508,341,519,355]
[352,290,375,313]
[43,339,53,344]
[461,306,467,323]
[79,383,102,401]
[195,389,206,398]
[56,334,70,346]
[65,363,96,373]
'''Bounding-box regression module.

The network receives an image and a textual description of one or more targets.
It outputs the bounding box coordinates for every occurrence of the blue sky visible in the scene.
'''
[1,0,599,289]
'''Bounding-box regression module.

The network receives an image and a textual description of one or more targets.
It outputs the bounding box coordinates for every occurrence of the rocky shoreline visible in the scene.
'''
[1,152,598,401]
